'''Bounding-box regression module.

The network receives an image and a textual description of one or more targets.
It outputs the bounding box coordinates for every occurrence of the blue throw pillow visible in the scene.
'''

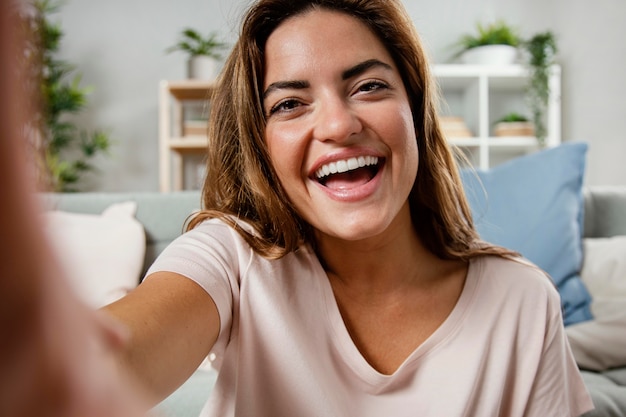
[461,142,593,326]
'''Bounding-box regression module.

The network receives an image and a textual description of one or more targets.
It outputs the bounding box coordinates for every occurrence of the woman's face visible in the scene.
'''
[262,9,418,242]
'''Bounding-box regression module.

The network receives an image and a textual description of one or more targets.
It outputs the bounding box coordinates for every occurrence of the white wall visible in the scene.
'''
[553,0,626,186]
[57,0,626,191]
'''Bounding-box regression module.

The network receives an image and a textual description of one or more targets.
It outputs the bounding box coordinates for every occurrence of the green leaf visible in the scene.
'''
[80,130,110,156]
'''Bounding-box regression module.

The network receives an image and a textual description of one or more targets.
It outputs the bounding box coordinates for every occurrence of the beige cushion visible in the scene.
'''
[44,202,145,308]
[566,236,626,370]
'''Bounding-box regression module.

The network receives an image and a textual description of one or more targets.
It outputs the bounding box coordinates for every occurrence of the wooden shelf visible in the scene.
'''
[159,80,216,192]
[167,80,216,100]
[169,137,208,150]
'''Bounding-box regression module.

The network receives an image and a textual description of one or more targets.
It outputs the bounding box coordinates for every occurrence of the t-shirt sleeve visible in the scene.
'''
[524,281,595,417]
[145,219,249,357]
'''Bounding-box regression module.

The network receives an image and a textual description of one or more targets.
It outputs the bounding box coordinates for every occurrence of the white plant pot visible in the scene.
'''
[461,45,518,65]
[187,56,217,80]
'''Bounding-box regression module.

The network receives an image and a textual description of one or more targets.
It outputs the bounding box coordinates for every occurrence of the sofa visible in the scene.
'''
[577,187,626,417]
[38,184,626,416]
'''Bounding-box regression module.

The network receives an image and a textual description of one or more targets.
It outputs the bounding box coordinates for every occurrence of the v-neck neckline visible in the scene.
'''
[310,253,481,393]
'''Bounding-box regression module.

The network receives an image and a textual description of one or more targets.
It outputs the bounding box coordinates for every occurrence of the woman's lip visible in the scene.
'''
[311,159,385,202]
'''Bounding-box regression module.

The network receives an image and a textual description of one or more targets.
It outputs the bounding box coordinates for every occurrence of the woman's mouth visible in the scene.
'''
[314,156,382,191]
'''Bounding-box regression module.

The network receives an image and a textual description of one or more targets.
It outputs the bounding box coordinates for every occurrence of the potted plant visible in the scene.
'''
[19,0,111,192]
[521,31,558,146]
[166,28,227,80]
[493,112,535,137]
[453,20,520,65]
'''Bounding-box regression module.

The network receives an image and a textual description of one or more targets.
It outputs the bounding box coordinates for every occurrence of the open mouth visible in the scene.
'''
[314,156,382,190]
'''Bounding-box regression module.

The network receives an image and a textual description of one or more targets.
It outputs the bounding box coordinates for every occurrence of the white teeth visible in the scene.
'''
[315,156,379,179]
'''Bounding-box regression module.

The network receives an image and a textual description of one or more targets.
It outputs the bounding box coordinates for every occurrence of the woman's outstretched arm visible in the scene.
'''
[102,272,220,403]
[0,2,150,414]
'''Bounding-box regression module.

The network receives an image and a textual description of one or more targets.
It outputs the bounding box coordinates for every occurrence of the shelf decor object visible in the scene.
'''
[440,116,473,138]
[187,56,218,80]
[461,44,518,66]
[493,121,535,137]
[454,21,520,66]
[166,28,227,80]
[493,112,535,137]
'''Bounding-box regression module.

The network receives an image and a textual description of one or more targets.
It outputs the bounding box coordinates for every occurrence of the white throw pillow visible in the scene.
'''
[566,236,626,371]
[44,202,146,308]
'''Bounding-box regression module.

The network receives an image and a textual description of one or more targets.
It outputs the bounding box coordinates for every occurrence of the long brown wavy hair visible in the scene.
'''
[188,0,515,261]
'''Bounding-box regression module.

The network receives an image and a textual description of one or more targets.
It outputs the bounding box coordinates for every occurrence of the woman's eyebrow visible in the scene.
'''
[262,59,392,100]
[263,80,309,100]
[342,59,393,80]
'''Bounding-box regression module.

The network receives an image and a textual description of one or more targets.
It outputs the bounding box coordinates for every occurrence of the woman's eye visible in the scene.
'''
[357,81,389,93]
[269,99,301,116]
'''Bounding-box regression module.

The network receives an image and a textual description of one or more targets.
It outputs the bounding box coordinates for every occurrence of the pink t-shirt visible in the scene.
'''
[148,219,594,417]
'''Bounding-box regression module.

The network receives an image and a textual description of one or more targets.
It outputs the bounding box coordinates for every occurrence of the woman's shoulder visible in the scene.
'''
[472,255,560,300]
[185,216,265,251]
[463,255,564,331]
[475,254,550,279]
[191,215,253,235]
[179,216,316,270]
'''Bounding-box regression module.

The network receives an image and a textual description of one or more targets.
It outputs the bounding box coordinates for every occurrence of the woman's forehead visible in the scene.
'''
[262,9,393,83]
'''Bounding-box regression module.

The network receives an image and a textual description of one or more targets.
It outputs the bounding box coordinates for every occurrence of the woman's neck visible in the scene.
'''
[314,207,444,299]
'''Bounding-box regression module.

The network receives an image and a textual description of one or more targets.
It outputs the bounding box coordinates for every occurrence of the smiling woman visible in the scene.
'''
[101,1,594,416]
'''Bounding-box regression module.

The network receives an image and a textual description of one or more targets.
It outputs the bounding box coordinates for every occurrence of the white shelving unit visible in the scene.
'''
[158,65,561,190]
[433,64,561,169]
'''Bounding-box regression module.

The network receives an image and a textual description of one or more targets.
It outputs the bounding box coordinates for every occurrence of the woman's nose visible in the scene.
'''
[312,95,362,143]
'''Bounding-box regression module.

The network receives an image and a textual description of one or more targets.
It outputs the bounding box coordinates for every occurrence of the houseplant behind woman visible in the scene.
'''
[102,1,593,416]
[454,20,520,65]
[167,28,227,80]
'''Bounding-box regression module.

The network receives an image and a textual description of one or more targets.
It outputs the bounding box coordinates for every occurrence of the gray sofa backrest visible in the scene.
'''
[40,186,626,276]
[583,186,626,238]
